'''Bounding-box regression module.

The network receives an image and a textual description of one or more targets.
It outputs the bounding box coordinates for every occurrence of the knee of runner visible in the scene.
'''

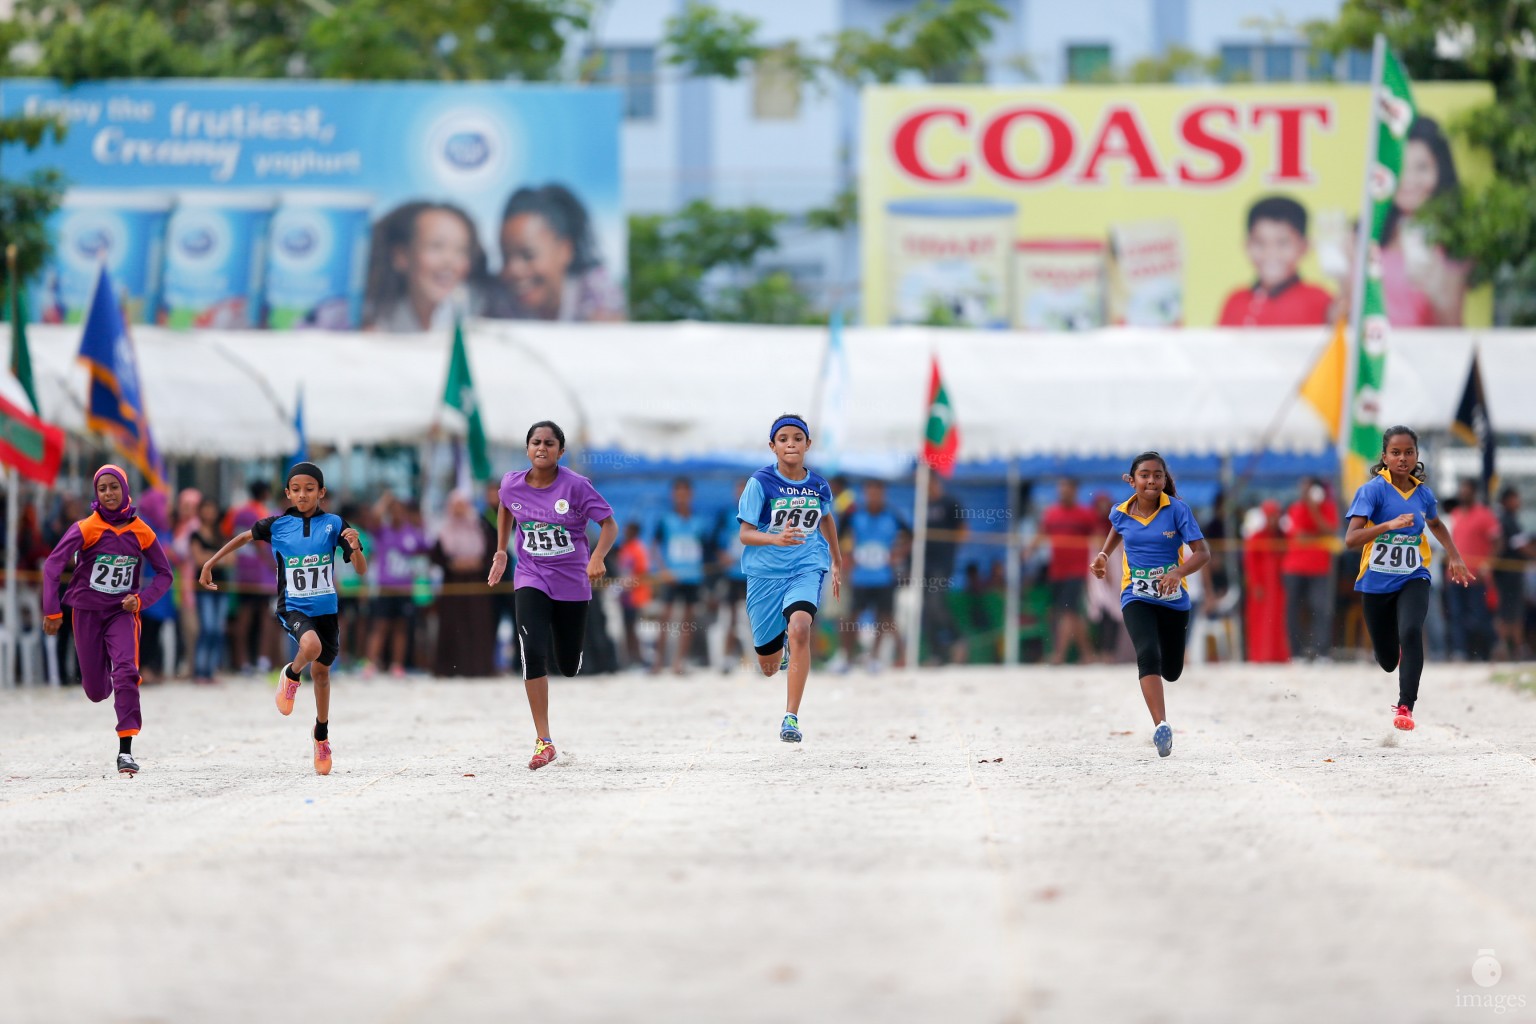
[297,633,322,662]
[786,616,812,647]
[1163,664,1184,683]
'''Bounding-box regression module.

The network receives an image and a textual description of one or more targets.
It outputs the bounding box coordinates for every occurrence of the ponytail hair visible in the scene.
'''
[1369,425,1427,481]
[1128,451,1177,498]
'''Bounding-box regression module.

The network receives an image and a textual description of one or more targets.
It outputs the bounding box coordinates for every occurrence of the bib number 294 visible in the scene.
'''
[1129,565,1179,601]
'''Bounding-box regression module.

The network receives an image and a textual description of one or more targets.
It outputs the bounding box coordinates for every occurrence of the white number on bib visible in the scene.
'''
[1129,564,1180,601]
[1371,535,1422,575]
[854,540,889,571]
[285,561,336,596]
[89,554,138,594]
[666,535,702,566]
[520,522,573,558]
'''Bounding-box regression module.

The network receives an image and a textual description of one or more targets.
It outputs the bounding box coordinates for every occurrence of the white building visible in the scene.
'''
[591,0,1355,311]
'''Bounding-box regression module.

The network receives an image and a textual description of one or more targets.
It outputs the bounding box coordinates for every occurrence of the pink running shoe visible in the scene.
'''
[528,738,557,771]
[1392,704,1415,731]
[275,664,301,716]
[313,727,333,775]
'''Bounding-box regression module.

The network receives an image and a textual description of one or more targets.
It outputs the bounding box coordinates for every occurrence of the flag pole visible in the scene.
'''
[1003,457,1020,666]
[1340,33,1387,485]
[906,457,930,671]
[3,467,18,688]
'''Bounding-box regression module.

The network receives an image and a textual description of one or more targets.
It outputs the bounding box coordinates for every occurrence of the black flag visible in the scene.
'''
[1451,353,1495,500]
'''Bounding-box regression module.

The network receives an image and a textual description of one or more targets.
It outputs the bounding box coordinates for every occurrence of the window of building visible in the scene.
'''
[587,46,656,121]
[1219,43,1318,82]
[753,45,802,120]
[1066,44,1112,83]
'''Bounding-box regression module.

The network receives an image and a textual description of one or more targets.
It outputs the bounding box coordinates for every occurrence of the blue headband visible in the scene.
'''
[769,416,810,441]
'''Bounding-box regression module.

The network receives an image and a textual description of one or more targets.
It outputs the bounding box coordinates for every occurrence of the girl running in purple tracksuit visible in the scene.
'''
[42,465,175,776]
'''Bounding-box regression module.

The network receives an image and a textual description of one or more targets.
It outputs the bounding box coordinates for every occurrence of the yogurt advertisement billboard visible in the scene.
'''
[861,83,1492,330]
[1,80,625,329]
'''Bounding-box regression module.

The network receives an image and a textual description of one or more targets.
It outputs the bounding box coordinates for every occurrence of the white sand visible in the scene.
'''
[1,662,1533,1024]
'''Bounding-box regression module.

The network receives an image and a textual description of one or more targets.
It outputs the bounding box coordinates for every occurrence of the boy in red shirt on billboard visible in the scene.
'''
[1218,196,1333,327]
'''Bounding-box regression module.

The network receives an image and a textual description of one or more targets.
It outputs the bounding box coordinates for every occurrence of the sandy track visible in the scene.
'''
[1,662,1533,1024]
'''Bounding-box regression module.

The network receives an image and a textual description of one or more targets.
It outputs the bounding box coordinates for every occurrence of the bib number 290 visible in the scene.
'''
[1371,537,1422,575]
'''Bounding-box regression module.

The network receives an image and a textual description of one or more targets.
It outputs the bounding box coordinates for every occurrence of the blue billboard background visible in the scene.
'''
[1,79,625,329]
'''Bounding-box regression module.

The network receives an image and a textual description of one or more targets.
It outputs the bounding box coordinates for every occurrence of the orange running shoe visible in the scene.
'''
[275,663,301,716]
[528,738,557,771]
[313,727,332,775]
[1392,704,1415,731]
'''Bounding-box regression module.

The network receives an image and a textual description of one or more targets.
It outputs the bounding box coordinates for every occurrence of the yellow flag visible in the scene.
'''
[1300,320,1346,439]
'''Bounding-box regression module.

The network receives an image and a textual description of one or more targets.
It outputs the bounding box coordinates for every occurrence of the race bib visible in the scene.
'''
[520,521,574,558]
[1370,534,1423,576]
[89,554,138,594]
[1129,564,1181,601]
[284,555,336,597]
[768,496,823,534]
[666,535,703,567]
[854,540,890,571]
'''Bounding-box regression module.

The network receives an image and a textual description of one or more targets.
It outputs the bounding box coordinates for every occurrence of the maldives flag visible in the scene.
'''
[922,356,959,477]
[0,390,64,486]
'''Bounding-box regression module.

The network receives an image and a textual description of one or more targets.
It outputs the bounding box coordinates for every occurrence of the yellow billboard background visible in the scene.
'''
[860,83,1492,329]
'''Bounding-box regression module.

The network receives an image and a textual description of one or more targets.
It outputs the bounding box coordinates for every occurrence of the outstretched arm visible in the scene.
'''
[199,531,253,590]
[1088,527,1122,579]
[1427,518,1474,586]
[42,523,85,627]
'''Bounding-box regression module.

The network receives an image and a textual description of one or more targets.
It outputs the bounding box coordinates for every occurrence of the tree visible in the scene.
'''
[628,201,816,324]
[0,21,65,285]
[12,0,595,83]
[1308,1,1536,324]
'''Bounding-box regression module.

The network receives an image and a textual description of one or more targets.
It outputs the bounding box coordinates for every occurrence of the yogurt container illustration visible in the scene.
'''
[1107,219,1185,327]
[886,199,1014,328]
[160,191,277,329]
[36,190,174,325]
[263,190,374,330]
[1013,239,1106,331]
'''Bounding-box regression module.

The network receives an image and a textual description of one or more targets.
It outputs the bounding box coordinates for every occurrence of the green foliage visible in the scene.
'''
[805,187,857,234]
[1306,1,1536,323]
[12,0,594,83]
[829,0,1006,84]
[0,104,65,282]
[1121,45,1225,84]
[663,1,764,80]
[628,201,819,324]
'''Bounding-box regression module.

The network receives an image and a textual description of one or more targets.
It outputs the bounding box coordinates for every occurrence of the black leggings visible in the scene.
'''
[1360,579,1430,709]
[514,588,588,680]
[1122,601,1190,681]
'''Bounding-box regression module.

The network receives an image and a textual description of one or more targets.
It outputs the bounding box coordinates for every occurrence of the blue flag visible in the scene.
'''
[291,384,309,466]
[78,265,164,487]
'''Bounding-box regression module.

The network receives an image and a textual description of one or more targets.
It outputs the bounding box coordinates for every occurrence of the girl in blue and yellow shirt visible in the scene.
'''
[1344,425,1473,732]
[1090,452,1211,758]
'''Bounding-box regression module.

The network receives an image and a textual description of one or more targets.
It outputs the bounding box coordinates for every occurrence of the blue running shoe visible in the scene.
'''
[780,713,802,743]
[1153,721,1173,758]
[779,645,790,672]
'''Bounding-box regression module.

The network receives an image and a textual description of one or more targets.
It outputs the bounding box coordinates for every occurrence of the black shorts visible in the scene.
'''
[514,587,588,679]
[852,584,897,620]
[663,581,702,606]
[278,610,340,667]
[369,594,416,622]
[1050,578,1087,612]
[1494,572,1525,625]
[237,592,273,615]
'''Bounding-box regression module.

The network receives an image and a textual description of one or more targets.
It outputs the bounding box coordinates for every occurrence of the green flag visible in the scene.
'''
[1344,43,1416,491]
[6,246,39,416]
[443,320,491,483]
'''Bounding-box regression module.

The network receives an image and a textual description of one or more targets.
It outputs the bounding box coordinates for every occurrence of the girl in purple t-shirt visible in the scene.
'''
[487,420,618,770]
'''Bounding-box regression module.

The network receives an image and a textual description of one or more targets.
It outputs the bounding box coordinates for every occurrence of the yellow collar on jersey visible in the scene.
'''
[1117,491,1171,525]
[1376,468,1423,499]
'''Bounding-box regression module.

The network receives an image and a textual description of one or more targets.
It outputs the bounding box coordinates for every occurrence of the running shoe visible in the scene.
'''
[1392,704,1415,731]
[275,664,301,716]
[117,752,139,776]
[780,713,802,743]
[779,645,790,672]
[528,738,557,771]
[1153,721,1173,758]
[312,728,333,775]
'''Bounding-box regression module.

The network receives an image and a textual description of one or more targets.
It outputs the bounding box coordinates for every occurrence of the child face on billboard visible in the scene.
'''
[393,209,473,311]
[1246,219,1307,289]
[500,213,574,318]
[1396,140,1439,216]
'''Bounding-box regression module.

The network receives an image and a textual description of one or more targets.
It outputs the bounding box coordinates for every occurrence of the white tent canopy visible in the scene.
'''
[10,322,1533,462]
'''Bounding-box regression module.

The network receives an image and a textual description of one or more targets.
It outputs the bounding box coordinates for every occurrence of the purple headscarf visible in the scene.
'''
[91,464,136,526]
